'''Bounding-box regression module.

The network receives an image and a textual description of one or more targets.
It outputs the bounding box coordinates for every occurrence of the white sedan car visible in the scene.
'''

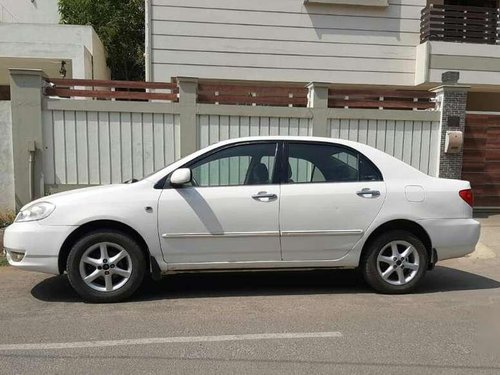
[4,137,480,302]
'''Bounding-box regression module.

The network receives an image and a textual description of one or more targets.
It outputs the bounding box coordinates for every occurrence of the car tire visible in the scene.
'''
[361,230,428,294]
[67,230,146,303]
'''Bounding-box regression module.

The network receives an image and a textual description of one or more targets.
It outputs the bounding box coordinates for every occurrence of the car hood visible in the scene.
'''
[22,182,149,210]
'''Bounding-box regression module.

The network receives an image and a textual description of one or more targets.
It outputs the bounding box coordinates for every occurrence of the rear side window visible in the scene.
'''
[286,142,382,184]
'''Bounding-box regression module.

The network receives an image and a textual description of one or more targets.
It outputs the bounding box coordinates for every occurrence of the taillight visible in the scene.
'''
[459,189,474,207]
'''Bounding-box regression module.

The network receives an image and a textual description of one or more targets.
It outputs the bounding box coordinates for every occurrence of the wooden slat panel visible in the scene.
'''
[198,85,307,97]
[421,3,499,45]
[45,78,178,103]
[198,83,308,107]
[198,94,306,106]
[329,99,435,110]
[0,85,10,100]
[328,89,435,111]
[463,113,500,207]
[330,90,435,99]
[46,88,177,102]
[49,78,177,90]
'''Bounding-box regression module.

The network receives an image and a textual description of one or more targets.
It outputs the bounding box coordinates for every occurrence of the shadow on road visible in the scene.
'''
[31,266,500,303]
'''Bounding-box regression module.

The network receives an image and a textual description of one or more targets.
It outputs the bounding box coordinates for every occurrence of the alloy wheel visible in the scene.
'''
[376,240,420,286]
[79,242,132,292]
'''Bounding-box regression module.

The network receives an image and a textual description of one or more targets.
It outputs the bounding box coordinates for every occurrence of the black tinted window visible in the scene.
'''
[286,143,382,184]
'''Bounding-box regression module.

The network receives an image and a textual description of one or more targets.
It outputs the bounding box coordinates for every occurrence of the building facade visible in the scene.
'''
[0,0,59,24]
[147,1,497,92]
[0,0,110,99]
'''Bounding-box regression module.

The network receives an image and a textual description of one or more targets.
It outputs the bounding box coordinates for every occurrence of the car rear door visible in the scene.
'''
[279,141,386,261]
[158,141,281,264]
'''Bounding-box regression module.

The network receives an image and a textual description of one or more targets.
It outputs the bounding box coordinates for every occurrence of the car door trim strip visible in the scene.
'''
[162,229,363,239]
[162,231,280,239]
[281,229,364,237]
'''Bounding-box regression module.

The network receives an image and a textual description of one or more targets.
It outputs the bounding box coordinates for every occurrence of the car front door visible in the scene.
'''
[280,141,386,261]
[157,141,281,264]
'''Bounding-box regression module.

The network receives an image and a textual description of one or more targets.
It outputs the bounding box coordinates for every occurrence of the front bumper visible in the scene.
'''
[417,218,481,261]
[3,222,76,274]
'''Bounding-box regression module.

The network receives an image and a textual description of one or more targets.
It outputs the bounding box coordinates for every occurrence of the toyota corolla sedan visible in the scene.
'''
[3,137,480,302]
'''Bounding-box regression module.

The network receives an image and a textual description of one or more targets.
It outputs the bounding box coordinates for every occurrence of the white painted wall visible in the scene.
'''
[0,24,110,84]
[416,41,500,89]
[43,101,181,186]
[329,118,440,176]
[199,115,313,148]
[41,97,441,191]
[0,0,59,24]
[150,0,426,85]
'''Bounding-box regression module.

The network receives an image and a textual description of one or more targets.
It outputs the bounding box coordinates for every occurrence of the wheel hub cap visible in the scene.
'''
[79,242,132,292]
[376,240,420,286]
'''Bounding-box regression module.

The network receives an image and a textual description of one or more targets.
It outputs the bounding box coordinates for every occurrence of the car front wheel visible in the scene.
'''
[67,230,146,303]
[361,230,428,294]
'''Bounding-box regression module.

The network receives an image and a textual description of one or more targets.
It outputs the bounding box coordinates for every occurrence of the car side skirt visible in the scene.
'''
[161,259,355,274]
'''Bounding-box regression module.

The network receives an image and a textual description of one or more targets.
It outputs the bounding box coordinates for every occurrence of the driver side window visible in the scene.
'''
[189,143,278,187]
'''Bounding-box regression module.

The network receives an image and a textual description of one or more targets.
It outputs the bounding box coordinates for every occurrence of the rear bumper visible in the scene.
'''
[417,218,481,261]
[3,222,76,274]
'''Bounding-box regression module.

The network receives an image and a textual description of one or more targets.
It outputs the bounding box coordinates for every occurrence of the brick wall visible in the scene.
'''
[434,86,469,179]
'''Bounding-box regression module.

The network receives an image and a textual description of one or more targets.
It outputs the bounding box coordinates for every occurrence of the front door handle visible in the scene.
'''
[356,188,381,198]
[252,192,277,201]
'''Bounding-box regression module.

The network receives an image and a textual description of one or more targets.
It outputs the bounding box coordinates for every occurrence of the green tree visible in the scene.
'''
[59,0,145,81]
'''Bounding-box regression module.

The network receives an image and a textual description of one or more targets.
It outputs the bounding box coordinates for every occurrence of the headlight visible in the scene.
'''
[15,202,55,223]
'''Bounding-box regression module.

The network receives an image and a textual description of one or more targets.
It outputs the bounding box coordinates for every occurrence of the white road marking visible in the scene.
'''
[0,331,343,351]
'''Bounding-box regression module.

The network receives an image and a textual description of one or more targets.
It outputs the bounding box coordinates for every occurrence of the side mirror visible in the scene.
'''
[170,168,192,186]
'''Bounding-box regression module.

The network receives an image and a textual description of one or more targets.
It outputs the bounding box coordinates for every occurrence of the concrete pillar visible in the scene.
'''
[307,82,330,138]
[177,77,198,157]
[431,82,470,179]
[9,69,46,209]
[0,101,15,211]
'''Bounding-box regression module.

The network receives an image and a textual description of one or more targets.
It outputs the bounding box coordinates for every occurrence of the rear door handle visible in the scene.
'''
[252,192,277,201]
[356,188,381,198]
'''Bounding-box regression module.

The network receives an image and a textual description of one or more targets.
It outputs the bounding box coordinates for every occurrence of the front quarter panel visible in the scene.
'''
[40,181,163,258]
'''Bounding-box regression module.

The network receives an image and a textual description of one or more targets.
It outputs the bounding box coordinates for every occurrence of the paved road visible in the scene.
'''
[1,215,499,374]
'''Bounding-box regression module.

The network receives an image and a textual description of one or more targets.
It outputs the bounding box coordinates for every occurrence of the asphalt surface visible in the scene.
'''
[0,214,499,374]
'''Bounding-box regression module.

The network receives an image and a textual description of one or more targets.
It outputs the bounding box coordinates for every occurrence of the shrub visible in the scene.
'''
[0,210,15,229]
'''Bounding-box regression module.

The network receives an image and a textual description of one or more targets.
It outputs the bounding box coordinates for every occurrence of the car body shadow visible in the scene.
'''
[31,265,500,303]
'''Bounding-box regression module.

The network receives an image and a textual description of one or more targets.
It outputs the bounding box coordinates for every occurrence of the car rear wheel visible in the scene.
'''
[67,230,146,303]
[361,230,428,294]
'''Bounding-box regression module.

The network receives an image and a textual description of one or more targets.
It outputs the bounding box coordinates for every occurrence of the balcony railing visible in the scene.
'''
[421,3,499,45]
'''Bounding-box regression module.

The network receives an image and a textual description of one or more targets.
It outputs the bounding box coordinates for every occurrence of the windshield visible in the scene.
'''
[123,161,175,184]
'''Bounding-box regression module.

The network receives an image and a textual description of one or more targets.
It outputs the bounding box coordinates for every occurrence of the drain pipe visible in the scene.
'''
[28,141,36,201]
[144,0,152,82]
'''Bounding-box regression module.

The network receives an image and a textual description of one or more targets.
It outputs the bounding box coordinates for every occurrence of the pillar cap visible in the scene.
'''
[430,84,470,93]
[176,77,198,84]
[9,68,47,78]
[306,82,331,89]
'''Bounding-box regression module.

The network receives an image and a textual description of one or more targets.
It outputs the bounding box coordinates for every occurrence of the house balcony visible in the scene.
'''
[416,2,500,88]
[420,2,499,45]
